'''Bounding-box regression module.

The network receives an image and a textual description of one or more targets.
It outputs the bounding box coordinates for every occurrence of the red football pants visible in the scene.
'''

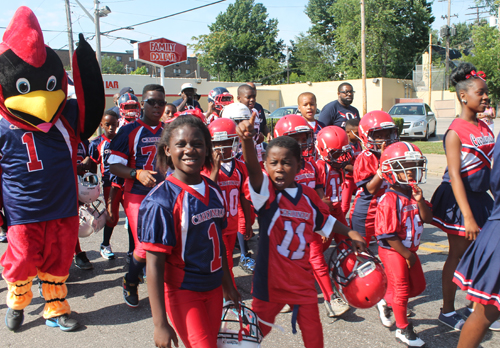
[1,216,78,318]
[341,177,357,216]
[104,186,122,228]
[165,285,223,348]
[222,233,237,288]
[252,297,323,348]
[378,247,426,329]
[124,192,147,259]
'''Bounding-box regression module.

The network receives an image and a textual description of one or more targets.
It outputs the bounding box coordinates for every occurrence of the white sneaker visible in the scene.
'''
[376,299,393,327]
[327,295,350,317]
[395,322,425,347]
[100,244,115,260]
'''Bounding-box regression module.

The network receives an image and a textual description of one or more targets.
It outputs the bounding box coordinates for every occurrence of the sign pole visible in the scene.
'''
[160,66,165,87]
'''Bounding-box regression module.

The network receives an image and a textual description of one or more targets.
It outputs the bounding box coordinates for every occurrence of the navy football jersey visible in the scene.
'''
[138,175,227,292]
[77,139,89,164]
[108,119,164,195]
[89,135,112,187]
[0,110,79,226]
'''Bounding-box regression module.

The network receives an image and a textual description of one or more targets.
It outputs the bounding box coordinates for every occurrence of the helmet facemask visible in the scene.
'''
[381,153,427,186]
[324,144,353,168]
[212,132,239,161]
[365,124,399,153]
[218,302,263,348]
[287,128,315,158]
[213,93,234,111]
[120,100,141,121]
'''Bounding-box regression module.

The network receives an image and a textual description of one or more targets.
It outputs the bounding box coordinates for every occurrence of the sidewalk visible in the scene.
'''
[425,153,446,177]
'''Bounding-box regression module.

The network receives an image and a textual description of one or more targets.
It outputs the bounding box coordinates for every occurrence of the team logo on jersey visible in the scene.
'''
[142,137,160,143]
[279,209,311,220]
[295,172,315,181]
[402,204,418,213]
[219,180,240,187]
[470,133,494,147]
[192,208,225,225]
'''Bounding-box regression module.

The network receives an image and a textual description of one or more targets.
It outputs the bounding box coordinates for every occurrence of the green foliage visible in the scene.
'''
[101,55,125,74]
[449,22,474,51]
[305,0,337,45]
[318,0,435,79]
[477,0,498,15]
[130,66,149,75]
[191,0,284,82]
[464,24,500,104]
[392,117,404,135]
[289,33,337,82]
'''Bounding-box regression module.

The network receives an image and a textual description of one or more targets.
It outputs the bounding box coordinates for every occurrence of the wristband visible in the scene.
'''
[376,168,383,180]
[136,169,143,180]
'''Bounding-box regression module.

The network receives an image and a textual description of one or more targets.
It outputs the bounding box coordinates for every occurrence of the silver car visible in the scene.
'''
[388,103,437,141]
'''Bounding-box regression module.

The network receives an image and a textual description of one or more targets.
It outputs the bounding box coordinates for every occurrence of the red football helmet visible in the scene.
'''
[208,87,234,111]
[274,115,314,157]
[208,118,239,160]
[315,126,353,167]
[380,141,427,185]
[172,108,206,124]
[118,93,141,121]
[329,241,387,309]
[358,111,399,153]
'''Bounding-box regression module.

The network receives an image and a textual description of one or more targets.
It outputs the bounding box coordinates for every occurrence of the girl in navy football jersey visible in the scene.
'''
[138,115,240,348]
[236,113,366,348]
[431,63,495,331]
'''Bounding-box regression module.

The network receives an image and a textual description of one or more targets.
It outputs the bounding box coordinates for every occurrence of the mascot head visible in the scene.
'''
[0,6,68,132]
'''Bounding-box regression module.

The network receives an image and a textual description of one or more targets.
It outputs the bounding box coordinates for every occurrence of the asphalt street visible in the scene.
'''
[1,117,499,347]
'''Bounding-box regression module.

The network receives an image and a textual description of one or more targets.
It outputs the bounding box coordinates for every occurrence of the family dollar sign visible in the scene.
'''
[150,42,177,63]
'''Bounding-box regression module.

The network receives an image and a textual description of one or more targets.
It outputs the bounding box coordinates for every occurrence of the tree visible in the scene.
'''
[191,0,284,82]
[305,0,336,45]
[449,22,474,52]
[130,66,149,75]
[101,55,125,74]
[288,33,337,82]
[464,24,500,104]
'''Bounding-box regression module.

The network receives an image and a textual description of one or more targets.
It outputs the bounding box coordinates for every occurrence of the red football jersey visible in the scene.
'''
[350,150,390,231]
[295,157,324,190]
[345,141,363,180]
[202,159,248,235]
[375,190,424,252]
[245,174,335,304]
[316,159,343,217]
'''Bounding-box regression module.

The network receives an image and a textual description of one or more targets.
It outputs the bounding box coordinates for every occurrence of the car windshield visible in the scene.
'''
[269,108,295,118]
[389,105,425,116]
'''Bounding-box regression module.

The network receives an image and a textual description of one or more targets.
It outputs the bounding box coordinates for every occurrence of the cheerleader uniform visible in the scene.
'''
[454,135,500,308]
[431,118,495,235]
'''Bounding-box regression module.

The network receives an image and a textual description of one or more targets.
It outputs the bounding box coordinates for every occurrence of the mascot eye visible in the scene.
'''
[16,78,30,94]
[46,76,57,91]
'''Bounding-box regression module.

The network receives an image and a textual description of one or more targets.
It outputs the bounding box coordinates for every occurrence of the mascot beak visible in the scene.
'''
[4,89,66,132]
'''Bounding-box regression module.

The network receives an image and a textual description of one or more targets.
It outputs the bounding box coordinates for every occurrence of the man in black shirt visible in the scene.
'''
[172,83,203,112]
[318,82,360,129]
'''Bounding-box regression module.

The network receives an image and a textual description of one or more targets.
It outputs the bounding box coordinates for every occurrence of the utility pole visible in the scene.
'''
[94,0,102,70]
[285,46,291,84]
[445,0,451,90]
[428,33,432,106]
[361,0,367,115]
[465,5,488,24]
[64,0,74,72]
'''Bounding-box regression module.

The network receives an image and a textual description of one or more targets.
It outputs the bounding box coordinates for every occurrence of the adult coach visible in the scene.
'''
[318,82,360,129]
[172,83,203,112]
[246,82,269,136]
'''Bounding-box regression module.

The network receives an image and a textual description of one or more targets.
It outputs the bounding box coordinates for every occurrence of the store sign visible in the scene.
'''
[134,38,187,67]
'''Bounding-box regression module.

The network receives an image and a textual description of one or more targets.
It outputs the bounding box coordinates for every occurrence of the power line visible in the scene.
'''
[101,0,227,35]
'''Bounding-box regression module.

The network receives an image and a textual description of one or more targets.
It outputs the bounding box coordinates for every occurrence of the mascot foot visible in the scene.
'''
[5,308,24,331]
[46,314,79,332]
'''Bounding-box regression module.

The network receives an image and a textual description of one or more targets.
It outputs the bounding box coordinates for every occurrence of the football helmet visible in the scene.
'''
[118,93,141,121]
[79,198,107,238]
[315,126,353,167]
[221,102,252,122]
[218,302,263,348]
[329,240,387,309]
[273,115,314,157]
[208,118,239,160]
[172,108,206,123]
[358,111,399,153]
[208,87,234,111]
[380,142,427,185]
[78,173,100,204]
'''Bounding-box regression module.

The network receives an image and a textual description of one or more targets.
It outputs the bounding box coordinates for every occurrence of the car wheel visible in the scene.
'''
[424,125,430,141]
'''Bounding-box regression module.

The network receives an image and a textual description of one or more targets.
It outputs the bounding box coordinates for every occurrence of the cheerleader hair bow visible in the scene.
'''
[466,70,487,81]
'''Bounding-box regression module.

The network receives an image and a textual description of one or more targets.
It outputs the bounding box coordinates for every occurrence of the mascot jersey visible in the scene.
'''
[0,6,104,324]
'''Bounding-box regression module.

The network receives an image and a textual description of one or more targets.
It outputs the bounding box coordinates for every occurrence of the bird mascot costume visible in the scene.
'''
[0,7,104,331]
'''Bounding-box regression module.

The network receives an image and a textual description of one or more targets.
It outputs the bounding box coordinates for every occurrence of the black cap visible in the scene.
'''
[120,87,134,95]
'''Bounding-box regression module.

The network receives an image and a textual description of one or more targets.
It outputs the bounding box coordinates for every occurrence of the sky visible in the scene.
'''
[0,0,485,56]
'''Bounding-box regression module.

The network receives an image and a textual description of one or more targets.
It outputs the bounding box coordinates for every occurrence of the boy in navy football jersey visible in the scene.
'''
[139,115,239,348]
[236,113,366,347]
[89,110,119,260]
[109,84,165,307]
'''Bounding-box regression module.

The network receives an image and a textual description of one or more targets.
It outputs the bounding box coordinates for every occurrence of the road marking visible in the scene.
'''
[419,242,448,254]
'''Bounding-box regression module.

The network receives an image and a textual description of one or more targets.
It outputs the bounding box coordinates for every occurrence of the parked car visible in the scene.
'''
[388,103,437,141]
[268,106,321,119]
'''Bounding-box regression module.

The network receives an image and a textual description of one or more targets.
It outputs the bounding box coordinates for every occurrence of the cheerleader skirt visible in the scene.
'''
[431,182,493,236]
[453,219,500,310]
